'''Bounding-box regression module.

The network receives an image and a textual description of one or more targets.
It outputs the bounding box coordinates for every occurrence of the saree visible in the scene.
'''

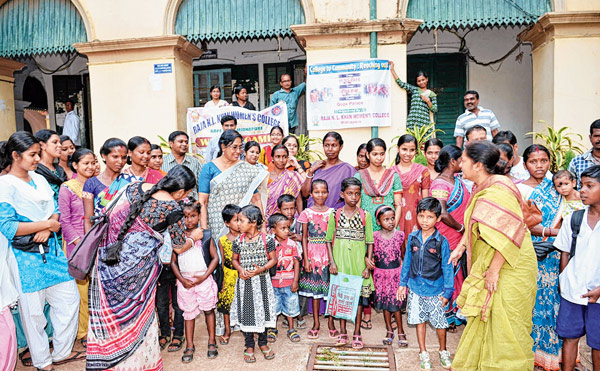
[431,176,470,325]
[453,175,537,371]
[207,161,268,243]
[307,162,357,209]
[394,163,430,241]
[266,170,303,219]
[93,173,138,214]
[528,179,565,370]
[86,187,165,371]
[123,167,163,184]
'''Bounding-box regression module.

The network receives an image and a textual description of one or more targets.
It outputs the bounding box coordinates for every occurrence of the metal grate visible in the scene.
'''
[307,344,396,371]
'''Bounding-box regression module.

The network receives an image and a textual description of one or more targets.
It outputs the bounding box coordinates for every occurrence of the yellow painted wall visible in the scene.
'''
[531,41,554,134]
[0,79,16,140]
[87,57,181,151]
[565,0,600,11]
[553,36,600,135]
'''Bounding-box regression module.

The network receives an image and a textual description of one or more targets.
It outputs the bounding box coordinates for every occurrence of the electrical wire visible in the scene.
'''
[32,53,79,75]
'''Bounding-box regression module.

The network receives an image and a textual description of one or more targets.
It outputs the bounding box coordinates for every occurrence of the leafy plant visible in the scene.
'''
[294,134,324,162]
[526,124,584,172]
[388,123,444,166]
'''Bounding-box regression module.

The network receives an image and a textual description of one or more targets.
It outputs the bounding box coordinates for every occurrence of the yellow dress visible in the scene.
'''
[453,176,538,371]
[217,235,238,314]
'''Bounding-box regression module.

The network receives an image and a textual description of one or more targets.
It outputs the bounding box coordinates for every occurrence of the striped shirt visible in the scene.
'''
[161,153,202,199]
[568,150,600,189]
[454,106,500,141]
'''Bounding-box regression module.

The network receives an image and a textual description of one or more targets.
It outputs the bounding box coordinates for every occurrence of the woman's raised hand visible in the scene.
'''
[189,228,204,242]
[448,244,466,266]
[287,156,300,170]
[308,160,326,175]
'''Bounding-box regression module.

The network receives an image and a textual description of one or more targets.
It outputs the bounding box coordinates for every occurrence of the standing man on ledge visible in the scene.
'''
[454,90,500,148]
[270,71,305,134]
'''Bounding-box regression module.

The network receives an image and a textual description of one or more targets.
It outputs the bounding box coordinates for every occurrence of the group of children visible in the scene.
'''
[168,173,457,370]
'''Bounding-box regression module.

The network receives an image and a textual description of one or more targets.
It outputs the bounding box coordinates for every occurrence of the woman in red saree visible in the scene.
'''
[393,135,430,254]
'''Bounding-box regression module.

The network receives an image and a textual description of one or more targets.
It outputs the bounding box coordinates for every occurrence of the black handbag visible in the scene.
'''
[12,234,50,263]
[533,240,557,261]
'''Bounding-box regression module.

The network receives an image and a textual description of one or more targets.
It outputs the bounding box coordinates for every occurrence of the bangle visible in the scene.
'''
[457,224,464,233]
[186,237,194,245]
[306,173,314,178]
[542,227,546,238]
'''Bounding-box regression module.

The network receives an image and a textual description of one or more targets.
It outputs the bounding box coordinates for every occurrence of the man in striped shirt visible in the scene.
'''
[454,90,500,148]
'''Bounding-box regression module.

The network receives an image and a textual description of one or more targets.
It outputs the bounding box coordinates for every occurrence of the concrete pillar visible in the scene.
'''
[291,19,422,163]
[0,58,25,140]
[74,35,202,150]
[519,11,600,138]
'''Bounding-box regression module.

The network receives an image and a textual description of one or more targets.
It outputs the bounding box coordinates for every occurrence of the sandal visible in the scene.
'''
[159,336,169,351]
[243,350,256,363]
[19,348,32,367]
[397,333,409,348]
[53,350,86,365]
[328,329,340,338]
[207,344,218,359]
[260,346,275,360]
[267,329,278,343]
[181,347,195,363]
[296,319,307,329]
[287,329,301,342]
[382,331,394,345]
[307,329,320,339]
[360,319,372,330]
[36,368,55,371]
[80,338,88,349]
[447,324,458,333]
[335,333,349,346]
[351,334,364,350]
[168,336,185,352]
[218,335,230,345]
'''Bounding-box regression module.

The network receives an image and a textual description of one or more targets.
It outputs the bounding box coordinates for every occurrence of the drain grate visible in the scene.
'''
[307,344,396,371]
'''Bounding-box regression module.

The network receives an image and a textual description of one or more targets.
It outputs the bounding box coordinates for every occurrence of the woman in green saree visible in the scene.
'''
[449,141,538,371]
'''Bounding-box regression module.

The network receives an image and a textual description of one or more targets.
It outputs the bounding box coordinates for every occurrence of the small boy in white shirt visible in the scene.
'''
[554,165,600,371]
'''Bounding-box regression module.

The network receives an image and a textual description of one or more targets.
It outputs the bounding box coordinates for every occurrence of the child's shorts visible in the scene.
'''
[556,298,600,350]
[176,274,218,321]
[407,290,449,329]
[273,286,300,318]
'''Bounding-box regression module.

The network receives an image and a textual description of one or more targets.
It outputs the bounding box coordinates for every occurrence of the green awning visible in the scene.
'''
[407,0,552,30]
[0,0,87,58]
[175,0,305,42]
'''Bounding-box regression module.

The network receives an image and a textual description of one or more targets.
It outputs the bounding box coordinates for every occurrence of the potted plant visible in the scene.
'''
[527,124,584,172]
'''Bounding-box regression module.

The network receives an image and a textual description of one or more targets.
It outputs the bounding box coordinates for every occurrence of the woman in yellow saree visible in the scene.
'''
[450,141,538,371]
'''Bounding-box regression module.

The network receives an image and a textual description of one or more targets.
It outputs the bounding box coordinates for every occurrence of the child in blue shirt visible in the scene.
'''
[397,197,454,370]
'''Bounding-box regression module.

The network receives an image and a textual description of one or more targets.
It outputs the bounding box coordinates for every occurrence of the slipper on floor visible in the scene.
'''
[307,329,319,339]
[328,329,339,338]
[168,336,185,352]
[360,319,372,330]
[218,335,230,345]
[19,348,32,367]
[53,351,86,365]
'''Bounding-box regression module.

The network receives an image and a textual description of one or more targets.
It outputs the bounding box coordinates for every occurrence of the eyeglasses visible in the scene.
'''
[227,144,243,151]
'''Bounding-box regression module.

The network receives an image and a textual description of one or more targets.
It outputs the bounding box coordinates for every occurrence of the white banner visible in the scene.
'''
[186,102,288,159]
[307,59,392,130]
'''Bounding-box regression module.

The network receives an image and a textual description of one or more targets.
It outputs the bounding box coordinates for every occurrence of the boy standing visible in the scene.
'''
[397,197,454,370]
[554,165,600,371]
[267,214,302,343]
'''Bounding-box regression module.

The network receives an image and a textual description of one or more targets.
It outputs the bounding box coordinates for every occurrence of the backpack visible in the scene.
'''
[199,230,224,291]
[569,209,585,259]
[332,208,366,245]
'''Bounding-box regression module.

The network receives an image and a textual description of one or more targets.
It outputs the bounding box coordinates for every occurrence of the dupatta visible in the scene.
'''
[0,172,55,222]
[266,170,303,219]
[93,173,137,214]
[359,168,396,197]
[446,176,467,214]
[528,178,563,242]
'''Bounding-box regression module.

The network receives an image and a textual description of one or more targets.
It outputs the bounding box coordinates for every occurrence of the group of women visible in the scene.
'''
[0,118,583,371]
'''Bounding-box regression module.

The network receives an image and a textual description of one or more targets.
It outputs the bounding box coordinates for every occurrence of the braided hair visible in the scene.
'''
[103,165,197,265]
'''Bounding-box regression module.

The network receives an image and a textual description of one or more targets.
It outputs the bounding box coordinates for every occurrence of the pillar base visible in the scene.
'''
[74,35,203,150]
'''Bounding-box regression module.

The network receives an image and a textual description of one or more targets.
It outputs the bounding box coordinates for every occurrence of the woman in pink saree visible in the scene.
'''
[266,144,303,220]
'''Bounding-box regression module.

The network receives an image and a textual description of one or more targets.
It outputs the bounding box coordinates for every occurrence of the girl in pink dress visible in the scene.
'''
[372,205,407,347]
[430,145,470,331]
[393,135,430,255]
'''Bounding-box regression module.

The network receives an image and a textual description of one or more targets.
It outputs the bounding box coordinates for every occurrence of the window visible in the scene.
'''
[193,68,232,107]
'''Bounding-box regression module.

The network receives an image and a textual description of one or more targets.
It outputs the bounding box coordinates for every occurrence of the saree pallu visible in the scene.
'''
[86,192,164,371]
[93,173,138,215]
[453,175,537,371]
[266,170,302,220]
[528,179,565,370]
[307,162,357,209]
[207,162,268,243]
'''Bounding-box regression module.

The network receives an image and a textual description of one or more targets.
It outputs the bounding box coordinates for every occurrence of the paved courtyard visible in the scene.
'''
[15,312,594,370]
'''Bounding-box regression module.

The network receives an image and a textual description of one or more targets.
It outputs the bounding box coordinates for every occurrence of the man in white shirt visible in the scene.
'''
[454,90,500,148]
[553,165,600,371]
[62,100,80,147]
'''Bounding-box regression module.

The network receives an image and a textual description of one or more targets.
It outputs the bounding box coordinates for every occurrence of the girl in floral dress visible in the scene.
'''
[298,179,337,339]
